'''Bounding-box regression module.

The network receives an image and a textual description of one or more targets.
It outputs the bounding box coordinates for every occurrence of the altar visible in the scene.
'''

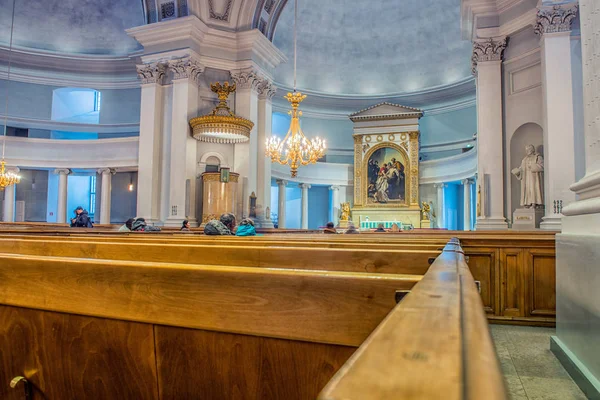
[348,103,426,227]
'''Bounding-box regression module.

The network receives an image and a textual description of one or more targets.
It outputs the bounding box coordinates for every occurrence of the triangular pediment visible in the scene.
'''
[349,102,423,121]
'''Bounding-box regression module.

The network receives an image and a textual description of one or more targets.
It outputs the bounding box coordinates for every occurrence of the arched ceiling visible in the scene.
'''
[0,0,144,55]
[272,0,473,96]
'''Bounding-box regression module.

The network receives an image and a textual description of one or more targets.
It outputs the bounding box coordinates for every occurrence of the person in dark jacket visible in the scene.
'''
[204,213,236,235]
[70,206,93,228]
[323,222,337,234]
[131,218,161,232]
[236,218,256,236]
[375,223,387,232]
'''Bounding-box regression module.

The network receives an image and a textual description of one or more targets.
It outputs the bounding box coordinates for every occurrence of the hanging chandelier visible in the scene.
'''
[265,0,325,178]
[0,0,21,190]
[189,81,254,144]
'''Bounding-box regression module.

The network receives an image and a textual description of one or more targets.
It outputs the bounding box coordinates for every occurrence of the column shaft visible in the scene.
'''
[56,169,70,224]
[256,85,275,228]
[277,180,287,229]
[2,183,15,222]
[99,169,115,225]
[330,186,340,225]
[435,183,446,229]
[462,179,473,231]
[300,183,310,229]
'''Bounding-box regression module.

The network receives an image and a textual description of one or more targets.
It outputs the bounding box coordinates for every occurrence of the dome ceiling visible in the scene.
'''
[0,0,144,56]
[272,0,473,96]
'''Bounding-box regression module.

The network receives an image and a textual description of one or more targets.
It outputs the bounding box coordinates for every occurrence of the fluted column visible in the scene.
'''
[136,62,167,224]
[98,168,115,224]
[55,168,71,224]
[277,179,287,228]
[300,183,310,229]
[536,3,579,231]
[2,167,18,222]
[434,183,447,229]
[472,37,509,230]
[165,56,203,227]
[256,80,277,228]
[329,185,340,226]
[462,178,474,231]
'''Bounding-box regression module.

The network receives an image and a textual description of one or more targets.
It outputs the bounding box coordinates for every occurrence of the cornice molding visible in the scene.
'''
[0,114,139,133]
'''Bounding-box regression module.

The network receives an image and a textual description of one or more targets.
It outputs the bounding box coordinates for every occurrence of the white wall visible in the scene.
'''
[99,88,141,124]
[15,169,49,222]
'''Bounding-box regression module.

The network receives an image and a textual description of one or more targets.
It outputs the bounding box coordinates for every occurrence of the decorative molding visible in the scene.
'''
[0,114,139,134]
[136,62,168,85]
[208,0,233,21]
[258,80,277,100]
[276,179,288,186]
[168,56,204,82]
[97,168,116,175]
[534,4,578,36]
[471,37,507,74]
[53,168,72,175]
[230,67,263,91]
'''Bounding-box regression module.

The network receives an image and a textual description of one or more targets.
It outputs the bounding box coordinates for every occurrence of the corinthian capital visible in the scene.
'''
[168,56,205,83]
[534,4,578,36]
[471,37,507,75]
[258,80,277,100]
[136,62,167,85]
[230,67,262,91]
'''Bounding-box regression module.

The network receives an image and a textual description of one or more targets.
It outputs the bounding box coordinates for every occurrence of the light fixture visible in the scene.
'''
[189,82,254,144]
[0,0,21,190]
[128,173,134,191]
[265,0,326,178]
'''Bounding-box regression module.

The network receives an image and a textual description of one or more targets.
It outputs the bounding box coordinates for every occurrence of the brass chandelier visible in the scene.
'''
[265,0,325,178]
[0,0,21,190]
[189,81,253,144]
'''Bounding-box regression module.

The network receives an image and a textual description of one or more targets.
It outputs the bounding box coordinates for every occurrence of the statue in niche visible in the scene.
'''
[511,144,544,208]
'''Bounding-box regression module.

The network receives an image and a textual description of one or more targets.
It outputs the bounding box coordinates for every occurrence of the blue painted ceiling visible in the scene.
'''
[273,0,473,96]
[0,0,144,55]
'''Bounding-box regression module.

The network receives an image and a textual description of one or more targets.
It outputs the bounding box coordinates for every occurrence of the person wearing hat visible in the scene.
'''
[70,206,93,228]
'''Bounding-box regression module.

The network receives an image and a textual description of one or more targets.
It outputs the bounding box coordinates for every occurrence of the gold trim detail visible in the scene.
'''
[376,135,383,142]
[202,214,219,224]
[365,136,372,143]
[388,134,395,141]
[202,172,239,182]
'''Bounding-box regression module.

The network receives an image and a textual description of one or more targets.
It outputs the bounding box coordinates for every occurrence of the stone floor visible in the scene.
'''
[490,325,587,400]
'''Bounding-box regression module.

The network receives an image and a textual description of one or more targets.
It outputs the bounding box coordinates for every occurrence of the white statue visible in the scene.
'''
[511,144,544,207]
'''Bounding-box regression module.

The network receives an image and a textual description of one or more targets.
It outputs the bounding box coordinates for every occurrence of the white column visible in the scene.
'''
[462,178,473,231]
[256,80,276,228]
[277,179,287,229]
[135,62,166,224]
[472,37,509,230]
[434,183,447,229]
[329,185,340,226]
[2,168,18,222]
[536,4,578,231]
[55,168,71,224]
[98,168,115,225]
[165,56,202,227]
[231,68,261,218]
[300,183,310,229]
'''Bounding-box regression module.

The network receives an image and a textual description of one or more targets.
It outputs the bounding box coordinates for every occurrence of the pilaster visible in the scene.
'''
[2,166,19,223]
[472,37,509,230]
[255,79,277,228]
[536,3,579,231]
[54,168,71,224]
[434,183,447,229]
[97,168,116,225]
[329,185,341,226]
[276,179,287,229]
[462,178,474,231]
[300,183,311,229]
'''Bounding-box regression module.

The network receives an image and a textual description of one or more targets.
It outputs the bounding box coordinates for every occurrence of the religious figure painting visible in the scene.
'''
[367,147,406,204]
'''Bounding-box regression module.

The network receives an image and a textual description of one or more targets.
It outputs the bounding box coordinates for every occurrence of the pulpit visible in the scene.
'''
[201,171,239,225]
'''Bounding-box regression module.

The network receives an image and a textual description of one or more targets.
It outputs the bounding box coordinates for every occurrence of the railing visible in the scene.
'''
[318,238,507,400]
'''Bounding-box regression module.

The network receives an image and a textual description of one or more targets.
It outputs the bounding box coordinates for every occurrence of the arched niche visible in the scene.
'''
[509,122,543,220]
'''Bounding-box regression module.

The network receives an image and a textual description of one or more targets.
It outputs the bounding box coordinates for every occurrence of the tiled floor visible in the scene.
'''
[490,325,587,400]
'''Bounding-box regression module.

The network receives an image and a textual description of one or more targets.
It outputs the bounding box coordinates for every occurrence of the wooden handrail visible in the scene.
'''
[318,238,507,400]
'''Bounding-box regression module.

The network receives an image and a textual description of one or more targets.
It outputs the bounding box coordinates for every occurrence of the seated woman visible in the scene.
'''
[204,213,236,235]
[119,218,135,232]
[375,223,387,232]
[323,222,337,234]
[180,220,191,232]
[344,222,360,234]
[236,218,256,236]
[390,223,400,232]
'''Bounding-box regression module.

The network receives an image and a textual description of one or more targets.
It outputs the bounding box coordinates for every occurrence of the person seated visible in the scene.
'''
[390,223,400,232]
[119,218,135,232]
[323,222,337,234]
[131,218,161,232]
[375,223,386,232]
[180,220,191,232]
[236,218,256,236]
[344,222,360,234]
[70,206,93,228]
[204,213,236,235]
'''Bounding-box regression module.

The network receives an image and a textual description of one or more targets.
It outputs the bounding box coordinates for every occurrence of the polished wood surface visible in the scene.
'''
[318,240,507,400]
[0,305,158,400]
[155,326,355,400]
[0,254,419,346]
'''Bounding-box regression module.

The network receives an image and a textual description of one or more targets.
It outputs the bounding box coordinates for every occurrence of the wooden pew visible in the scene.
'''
[0,238,439,275]
[0,253,420,400]
[318,239,507,400]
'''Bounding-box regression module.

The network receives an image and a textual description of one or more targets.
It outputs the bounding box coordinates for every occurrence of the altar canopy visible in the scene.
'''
[349,103,424,227]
